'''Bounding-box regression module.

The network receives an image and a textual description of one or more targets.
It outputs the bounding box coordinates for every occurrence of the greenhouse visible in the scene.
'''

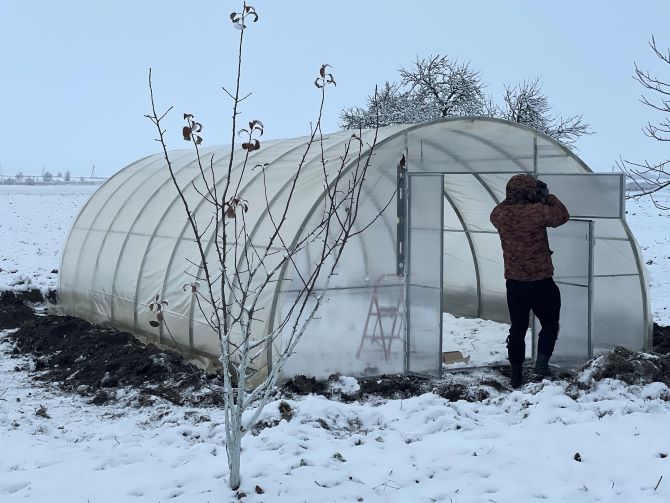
[58,117,652,380]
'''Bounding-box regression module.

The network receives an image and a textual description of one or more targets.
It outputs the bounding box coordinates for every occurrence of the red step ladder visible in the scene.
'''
[356,274,405,361]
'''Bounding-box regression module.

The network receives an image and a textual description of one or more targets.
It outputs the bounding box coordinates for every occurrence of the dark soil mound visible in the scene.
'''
[283,375,328,396]
[282,373,429,400]
[358,374,427,399]
[580,346,670,387]
[653,323,670,355]
[0,291,38,329]
[5,314,224,406]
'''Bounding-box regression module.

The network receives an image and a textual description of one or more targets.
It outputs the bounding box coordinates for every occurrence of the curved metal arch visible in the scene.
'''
[58,153,155,293]
[358,116,594,175]
[208,135,359,339]
[277,156,402,295]
[620,218,652,351]
[69,152,175,312]
[127,147,224,329]
[93,149,207,321]
[442,189,483,318]
[422,139,501,206]
[444,128,531,172]
[264,136,386,369]
[118,140,256,331]
[156,138,309,348]
[132,140,290,334]
[406,138,502,323]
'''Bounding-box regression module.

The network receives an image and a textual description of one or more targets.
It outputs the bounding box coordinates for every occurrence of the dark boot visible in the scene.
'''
[534,353,551,376]
[510,364,523,389]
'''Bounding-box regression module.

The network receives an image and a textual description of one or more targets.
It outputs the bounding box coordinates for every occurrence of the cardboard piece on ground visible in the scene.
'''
[442,351,471,365]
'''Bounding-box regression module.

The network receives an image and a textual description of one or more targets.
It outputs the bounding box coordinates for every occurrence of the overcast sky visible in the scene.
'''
[1,1,669,177]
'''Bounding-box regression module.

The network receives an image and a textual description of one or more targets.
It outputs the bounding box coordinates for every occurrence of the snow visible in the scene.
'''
[626,190,670,325]
[2,334,670,502]
[442,313,530,366]
[0,185,98,294]
[1,185,670,501]
[329,375,361,395]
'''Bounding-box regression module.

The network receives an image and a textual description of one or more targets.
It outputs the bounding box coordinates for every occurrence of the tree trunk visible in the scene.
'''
[228,429,242,490]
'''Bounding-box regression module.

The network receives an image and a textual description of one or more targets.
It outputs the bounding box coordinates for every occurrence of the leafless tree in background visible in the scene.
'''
[145,3,386,491]
[618,36,670,209]
[493,77,592,148]
[340,56,592,149]
[340,55,485,128]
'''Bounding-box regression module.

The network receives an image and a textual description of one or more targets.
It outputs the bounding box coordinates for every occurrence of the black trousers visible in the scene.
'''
[506,277,561,364]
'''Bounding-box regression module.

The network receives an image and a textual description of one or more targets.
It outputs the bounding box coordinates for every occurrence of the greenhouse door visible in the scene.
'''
[405,173,444,377]
[533,219,594,367]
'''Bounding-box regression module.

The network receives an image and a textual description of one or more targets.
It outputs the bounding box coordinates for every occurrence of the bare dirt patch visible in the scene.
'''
[0,291,38,330]
[579,346,670,387]
[4,312,225,407]
[654,323,670,355]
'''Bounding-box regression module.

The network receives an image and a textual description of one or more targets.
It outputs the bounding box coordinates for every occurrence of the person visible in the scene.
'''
[490,174,569,388]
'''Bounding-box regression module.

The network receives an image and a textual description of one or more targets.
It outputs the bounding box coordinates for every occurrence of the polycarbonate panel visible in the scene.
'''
[444,174,499,232]
[273,148,402,379]
[442,231,478,316]
[540,174,623,219]
[593,218,628,239]
[443,192,462,231]
[534,220,592,367]
[407,174,442,376]
[592,275,645,353]
[593,238,639,277]
[469,232,507,322]
[538,283,589,367]
[478,173,510,203]
[281,284,405,378]
[547,220,591,286]
[406,120,535,174]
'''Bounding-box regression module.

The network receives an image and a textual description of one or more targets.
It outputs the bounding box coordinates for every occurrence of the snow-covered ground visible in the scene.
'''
[1,185,670,502]
[0,185,98,293]
[2,332,670,502]
[627,192,670,326]
[443,313,515,366]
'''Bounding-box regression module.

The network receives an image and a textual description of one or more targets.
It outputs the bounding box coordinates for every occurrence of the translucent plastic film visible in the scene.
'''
[534,220,592,367]
[406,174,443,376]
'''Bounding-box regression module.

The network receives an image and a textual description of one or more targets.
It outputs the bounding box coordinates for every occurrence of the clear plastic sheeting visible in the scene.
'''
[58,117,651,381]
[406,174,443,377]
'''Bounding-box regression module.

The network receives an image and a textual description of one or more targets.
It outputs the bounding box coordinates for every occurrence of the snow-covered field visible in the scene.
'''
[0,185,99,293]
[1,185,670,502]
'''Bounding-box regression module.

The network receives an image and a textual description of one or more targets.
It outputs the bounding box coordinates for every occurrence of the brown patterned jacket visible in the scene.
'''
[490,174,570,281]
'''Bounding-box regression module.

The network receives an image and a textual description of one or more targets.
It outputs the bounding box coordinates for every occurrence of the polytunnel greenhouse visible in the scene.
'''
[59,117,652,380]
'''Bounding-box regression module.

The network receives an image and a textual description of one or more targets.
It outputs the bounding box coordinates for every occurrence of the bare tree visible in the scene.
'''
[490,77,592,148]
[340,81,432,129]
[399,55,485,117]
[341,58,592,149]
[618,36,670,209]
[340,54,485,129]
[145,3,387,491]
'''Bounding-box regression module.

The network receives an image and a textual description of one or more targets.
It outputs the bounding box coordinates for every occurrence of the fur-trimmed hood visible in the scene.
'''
[505,174,541,204]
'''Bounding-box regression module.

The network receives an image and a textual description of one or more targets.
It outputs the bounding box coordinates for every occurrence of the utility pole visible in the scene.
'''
[90,164,95,179]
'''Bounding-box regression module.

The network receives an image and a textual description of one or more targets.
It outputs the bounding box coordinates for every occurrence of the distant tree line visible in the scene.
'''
[0,170,102,185]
